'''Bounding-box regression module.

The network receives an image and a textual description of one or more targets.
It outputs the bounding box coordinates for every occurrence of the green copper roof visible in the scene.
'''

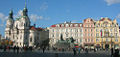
[15,16,28,20]
[16,17,20,20]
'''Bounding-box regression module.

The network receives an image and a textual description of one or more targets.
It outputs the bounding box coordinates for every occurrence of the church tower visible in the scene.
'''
[19,1,30,29]
[5,10,14,39]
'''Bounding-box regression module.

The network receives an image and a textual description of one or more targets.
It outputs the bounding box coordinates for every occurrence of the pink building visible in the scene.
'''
[83,18,95,48]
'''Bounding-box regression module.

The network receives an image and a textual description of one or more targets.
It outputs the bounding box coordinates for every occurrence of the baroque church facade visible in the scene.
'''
[5,6,49,47]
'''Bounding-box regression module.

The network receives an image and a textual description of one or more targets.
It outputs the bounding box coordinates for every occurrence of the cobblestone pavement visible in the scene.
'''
[0,50,111,57]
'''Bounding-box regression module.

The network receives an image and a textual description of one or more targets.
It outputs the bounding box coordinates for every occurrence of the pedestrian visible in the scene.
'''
[111,48,114,57]
[13,46,16,52]
[94,48,96,52]
[73,47,76,55]
[113,49,119,57]
[42,47,45,53]
[16,46,19,54]
[3,45,6,52]
[85,48,88,53]
[78,47,81,54]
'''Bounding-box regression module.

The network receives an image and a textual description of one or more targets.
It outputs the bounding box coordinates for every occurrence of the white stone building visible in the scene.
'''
[47,22,83,47]
[5,6,49,47]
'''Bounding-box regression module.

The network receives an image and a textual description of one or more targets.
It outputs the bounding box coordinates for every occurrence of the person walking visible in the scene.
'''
[94,48,96,52]
[111,48,114,57]
[16,46,19,54]
[42,47,45,53]
[13,46,16,52]
[85,48,88,53]
[73,47,76,55]
[3,45,6,52]
[78,47,81,54]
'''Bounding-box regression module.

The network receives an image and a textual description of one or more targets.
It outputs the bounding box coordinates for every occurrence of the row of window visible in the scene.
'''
[96,38,118,42]
[84,25,93,27]
[84,34,93,36]
[95,24,117,27]
[56,24,82,27]
[52,29,83,32]
[85,39,93,42]
[96,29,117,32]
[85,29,93,32]
[96,33,118,37]
[51,34,83,38]
[51,28,118,33]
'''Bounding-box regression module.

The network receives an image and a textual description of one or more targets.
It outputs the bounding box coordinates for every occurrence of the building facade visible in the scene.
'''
[48,22,83,47]
[83,18,95,49]
[5,6,49,47]
[95,17,120,49]
[48,18,120,49]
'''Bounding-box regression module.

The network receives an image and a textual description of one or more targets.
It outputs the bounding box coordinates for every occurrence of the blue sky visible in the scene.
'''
[0,0,120,36]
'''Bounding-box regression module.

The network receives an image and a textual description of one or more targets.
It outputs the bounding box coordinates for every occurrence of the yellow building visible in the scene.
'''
[95,17,120,49]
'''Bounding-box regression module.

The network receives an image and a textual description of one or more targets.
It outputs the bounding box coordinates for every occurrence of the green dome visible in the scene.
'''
[9,10,13,19]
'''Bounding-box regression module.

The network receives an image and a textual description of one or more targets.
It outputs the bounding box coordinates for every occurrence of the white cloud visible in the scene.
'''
[30,14,41,22]
[14,10,22,18]
[30,14,50,22]
[40,2,48,11]
[104,0,120,5]
[0,13,8,23]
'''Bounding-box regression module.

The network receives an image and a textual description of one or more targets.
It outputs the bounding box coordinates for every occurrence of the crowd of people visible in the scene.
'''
[0,45,33,53]
[0,45,120,57]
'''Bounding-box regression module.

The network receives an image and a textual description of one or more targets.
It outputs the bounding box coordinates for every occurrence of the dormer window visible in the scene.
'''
[70,24,73,27]
[56,24,59,27]
[61,24,64,27]
[80,24,82,27]
[75,24,78,27]
[66,24,69,27]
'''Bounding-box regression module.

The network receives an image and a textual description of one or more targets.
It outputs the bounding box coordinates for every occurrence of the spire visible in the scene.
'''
[9,9,13,19]
[23,0,28,16]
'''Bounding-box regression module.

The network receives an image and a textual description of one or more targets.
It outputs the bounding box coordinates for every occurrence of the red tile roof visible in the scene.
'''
[30,26,43,31]
[51,25,56,27]
[30,26,36,30]
[100,18,111,21]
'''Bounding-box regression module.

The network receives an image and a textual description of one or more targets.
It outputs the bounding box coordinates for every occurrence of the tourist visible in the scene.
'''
[85,48,88,53]
[111,48,114,57]
[78,47,81,54]
[3,45,6,52]
[73,47,76,55]
[94,48,96,52]
[13,46,16,52]
[42,47,45,53]
[16,46,19,54]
